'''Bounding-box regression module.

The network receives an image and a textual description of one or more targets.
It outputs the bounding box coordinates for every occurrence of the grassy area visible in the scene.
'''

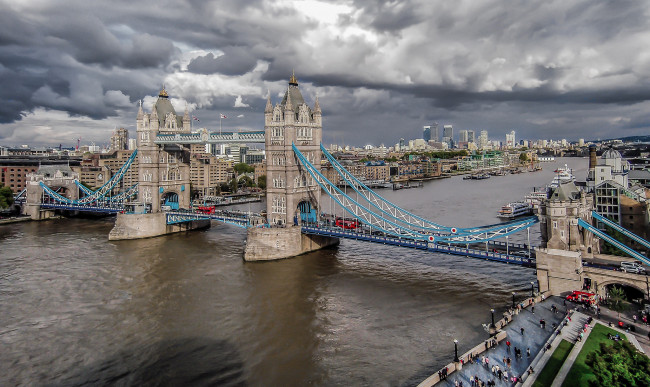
[561,323,626,387]
[533,339,574,387]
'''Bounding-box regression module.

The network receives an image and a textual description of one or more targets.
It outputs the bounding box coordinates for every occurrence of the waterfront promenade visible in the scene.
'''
[420,296,568,386]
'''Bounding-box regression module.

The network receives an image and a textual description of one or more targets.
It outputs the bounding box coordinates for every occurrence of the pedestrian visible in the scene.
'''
[633,315,637,323]
[455,379,459,387]
[481,355,486,367]
[491,365,496,375]
[521,326,525,335]
[527,347,531,357]
[485,341,489,351]
[532,306,535,314]
[503,370,508,381]
[563,299,566,306]
[497,369,502,380]
[506,340,511,352]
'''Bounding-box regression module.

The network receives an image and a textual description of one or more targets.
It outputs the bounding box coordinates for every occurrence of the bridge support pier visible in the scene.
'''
[535,248,583,295]
[244,226,339,261]
[108,212,210,240]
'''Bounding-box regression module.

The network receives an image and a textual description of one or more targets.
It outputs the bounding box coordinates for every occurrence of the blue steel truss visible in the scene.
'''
[294,144,538,243]
[166,211,249,228]
[39,150,138,205]
[579,215,650,266]
[591,211,650,252]
[322,145,531,235]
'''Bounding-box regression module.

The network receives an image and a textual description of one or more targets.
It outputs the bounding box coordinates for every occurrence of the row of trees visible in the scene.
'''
[0,186,14,209]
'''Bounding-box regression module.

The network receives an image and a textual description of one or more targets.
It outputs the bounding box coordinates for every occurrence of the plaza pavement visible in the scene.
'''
[437,296,568,387]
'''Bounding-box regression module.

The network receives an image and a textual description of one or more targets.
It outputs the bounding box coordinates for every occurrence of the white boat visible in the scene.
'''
[525,188,548,210]
[549,165,575,188]
[498,202,533,219]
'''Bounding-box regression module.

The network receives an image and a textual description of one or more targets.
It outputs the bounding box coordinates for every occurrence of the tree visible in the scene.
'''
[233,163,254,174]
[257,175,266,190]
[238,175,254,188]
[228,177,238,193]
[0,186,14,209]
[607,286,628,318]
[519,153,529,163]
[586,341,650,387]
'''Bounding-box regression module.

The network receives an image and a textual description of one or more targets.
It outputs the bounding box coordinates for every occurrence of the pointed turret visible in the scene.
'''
[182,104,191,132]
[137,99,144,119]
[265,94,273,113]
[313,95,321,114]
[150,101,158,130]
[284,87,294,112]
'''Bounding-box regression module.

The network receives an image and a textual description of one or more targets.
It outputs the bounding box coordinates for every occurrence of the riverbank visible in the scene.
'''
[0,216,32,225]
[419,294,567,386]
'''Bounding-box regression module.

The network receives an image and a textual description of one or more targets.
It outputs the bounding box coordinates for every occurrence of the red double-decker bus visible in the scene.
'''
[335,217,360,229]
[197,205,216,215]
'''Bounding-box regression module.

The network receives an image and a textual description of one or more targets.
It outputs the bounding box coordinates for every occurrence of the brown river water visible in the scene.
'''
[0,158,587,386]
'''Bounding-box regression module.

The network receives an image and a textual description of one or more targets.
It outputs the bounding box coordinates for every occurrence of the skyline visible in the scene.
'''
[1,1,650,147]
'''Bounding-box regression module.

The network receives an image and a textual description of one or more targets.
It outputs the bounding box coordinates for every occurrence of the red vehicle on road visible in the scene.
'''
[335,217,360,229]
[197,205,216,215]
[566,291,596,305]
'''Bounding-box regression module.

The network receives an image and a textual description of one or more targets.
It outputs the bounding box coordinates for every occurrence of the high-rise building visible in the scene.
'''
[423,126,431,142]
[505,130,516,148]
[442,125,453,147]
[459,130,469,142]
[479,130,488,149]
[467,130,475,143]
[431,123,439,142]
[110,128,129,151]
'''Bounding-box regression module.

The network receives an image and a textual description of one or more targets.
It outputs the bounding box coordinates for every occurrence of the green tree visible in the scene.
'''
[229,177,238,193]
[608,286,628,318]
[233,163,254,174]
[586,341,650,387]
[519,153,529,162]
[238,175,254,188]
[219,182,230,193]
[257,175,266,190]
[0,186,14,209]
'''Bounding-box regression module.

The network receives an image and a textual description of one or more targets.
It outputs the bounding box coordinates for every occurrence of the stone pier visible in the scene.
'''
[108,212,210,240]
[244,226,339,261]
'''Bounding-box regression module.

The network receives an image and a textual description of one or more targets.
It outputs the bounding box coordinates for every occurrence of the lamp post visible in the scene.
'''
[490,308,495,329]
[531,281,535,297]
[512,292,516,309]
[454,339,459,362]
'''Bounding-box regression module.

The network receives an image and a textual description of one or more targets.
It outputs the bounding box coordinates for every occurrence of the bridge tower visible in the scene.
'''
[536,182,598,295]
[264,72,322,226]
[135,87,191,213]
[244,73,338,261]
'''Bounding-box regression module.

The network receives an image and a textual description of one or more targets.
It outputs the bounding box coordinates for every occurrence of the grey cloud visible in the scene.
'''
[187,47,258,76]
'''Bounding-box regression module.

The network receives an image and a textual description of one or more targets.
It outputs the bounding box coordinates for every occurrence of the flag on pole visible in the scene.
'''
[220,114,227,119]
[192,116,200,122]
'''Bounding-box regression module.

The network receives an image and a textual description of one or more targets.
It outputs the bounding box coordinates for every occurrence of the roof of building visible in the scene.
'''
[629,169,650,180]
[602,147,622,159]
[37,164,75,178]
[153,87,183,127]
[550,181,581,201]
[280,74,307,109]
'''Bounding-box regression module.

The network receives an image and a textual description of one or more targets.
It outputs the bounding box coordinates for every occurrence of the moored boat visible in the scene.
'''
[498,202,533,219]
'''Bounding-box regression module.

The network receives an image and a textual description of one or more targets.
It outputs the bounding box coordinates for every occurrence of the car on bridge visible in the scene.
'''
[620,261,646,274]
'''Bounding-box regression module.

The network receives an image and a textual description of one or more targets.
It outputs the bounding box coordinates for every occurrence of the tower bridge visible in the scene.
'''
[19,75,650,291]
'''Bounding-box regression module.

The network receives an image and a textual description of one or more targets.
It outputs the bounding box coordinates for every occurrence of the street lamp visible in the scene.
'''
[531,281,535,297]
[512,292,516,309]
[490,308,495,329]
[453,339,459,362]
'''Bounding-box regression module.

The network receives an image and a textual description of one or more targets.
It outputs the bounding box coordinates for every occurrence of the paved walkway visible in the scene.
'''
[438,297,567,387]
[549,312,593,387]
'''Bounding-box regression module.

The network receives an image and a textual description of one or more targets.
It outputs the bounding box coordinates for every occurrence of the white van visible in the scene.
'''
[620,261,646,274]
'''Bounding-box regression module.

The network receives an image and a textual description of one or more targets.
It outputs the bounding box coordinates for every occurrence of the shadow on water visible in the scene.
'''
[51,337,246,387]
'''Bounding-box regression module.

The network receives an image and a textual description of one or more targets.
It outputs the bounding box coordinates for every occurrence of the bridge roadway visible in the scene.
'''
[301,224,537,267]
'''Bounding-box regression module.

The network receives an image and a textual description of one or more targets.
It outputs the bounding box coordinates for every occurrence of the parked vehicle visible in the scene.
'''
[620,261,646,274]
[566,290,596,305]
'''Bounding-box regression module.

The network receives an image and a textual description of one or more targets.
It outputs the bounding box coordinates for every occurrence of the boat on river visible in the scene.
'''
[498,202,533,219]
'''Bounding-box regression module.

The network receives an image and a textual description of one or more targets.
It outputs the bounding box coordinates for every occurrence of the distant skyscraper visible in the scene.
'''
[459,130,469,142]
[479,130,488,149]
[110,128,129,151]
[432,122,439,142]
[467,130,475,143]
[423,126,431,142]
[505,130,516,148]
[399,138,405,148]
[442,125,453,147]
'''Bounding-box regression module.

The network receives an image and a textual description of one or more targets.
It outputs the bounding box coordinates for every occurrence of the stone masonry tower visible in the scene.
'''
[536,182,599,294]
[264,72,322,226]
[136,87,191,212]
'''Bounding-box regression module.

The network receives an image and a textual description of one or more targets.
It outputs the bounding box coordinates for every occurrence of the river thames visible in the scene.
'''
[0,158,587,386]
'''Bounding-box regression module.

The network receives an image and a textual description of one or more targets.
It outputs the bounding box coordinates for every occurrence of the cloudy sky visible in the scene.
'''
[1,0,650,148]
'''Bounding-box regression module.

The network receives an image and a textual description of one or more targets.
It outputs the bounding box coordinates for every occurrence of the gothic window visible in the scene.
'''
[140,132,149,141]
[272,197,286,214]
[168,154,176,163]
[273,106,283,122]
[271,127,284,138]
[159,154,166,163]
[164,113,178,129]
[142,187,152,203]
[298,104,310,123]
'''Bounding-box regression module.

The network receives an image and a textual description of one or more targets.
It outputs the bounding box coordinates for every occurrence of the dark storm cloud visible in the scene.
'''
[187,47,259,76]
[2,0,650,145]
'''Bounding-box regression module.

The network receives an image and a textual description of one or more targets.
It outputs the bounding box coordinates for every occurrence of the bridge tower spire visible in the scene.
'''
[264,71,322,227]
